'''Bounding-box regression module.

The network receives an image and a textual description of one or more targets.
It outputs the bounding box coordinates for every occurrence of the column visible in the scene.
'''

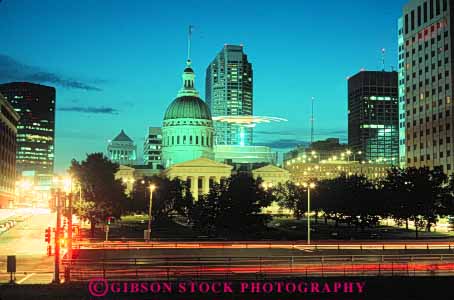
[202,176,210,195]
[190,176,198,201]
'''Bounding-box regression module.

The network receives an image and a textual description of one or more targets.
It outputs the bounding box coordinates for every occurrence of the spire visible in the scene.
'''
[187,25,193,63]
[177,25,199,97]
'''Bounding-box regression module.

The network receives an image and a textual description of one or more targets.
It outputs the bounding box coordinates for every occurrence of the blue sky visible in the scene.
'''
[0,0,407,171]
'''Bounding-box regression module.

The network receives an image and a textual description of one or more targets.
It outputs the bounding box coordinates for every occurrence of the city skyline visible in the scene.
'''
[0,0,407,171]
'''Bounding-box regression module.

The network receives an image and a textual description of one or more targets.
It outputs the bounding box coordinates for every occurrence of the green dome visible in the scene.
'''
[164,96,211,120]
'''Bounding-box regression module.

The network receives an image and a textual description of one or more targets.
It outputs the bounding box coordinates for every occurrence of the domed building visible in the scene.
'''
[162,59,214,168]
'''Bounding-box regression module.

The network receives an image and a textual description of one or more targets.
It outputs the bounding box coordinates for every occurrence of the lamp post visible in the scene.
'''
[303,182,316,245]
[146,184,156,242]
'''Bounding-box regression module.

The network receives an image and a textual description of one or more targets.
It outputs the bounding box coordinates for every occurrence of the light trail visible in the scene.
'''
[74,240,454,251]
[64,261,454,281]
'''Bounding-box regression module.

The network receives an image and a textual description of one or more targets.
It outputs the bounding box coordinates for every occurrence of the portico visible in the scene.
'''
[164,157,233,200]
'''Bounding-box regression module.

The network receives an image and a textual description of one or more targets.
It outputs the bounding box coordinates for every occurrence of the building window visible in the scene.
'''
[430,0,434,18]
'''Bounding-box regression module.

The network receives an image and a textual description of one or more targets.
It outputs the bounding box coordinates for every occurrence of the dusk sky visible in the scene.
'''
[0,0,407,172]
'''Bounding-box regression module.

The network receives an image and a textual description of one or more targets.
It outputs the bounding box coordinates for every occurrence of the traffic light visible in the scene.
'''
[63,218,68,229]
[107,216,111,225]
[45,227,51,243]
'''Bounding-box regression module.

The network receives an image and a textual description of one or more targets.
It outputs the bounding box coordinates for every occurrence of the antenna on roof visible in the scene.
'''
[381,48,386,71]
[310,97,315,144]
[187,25,194,62]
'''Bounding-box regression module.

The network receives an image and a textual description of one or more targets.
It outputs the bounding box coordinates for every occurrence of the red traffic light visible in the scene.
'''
[44,227,51,243]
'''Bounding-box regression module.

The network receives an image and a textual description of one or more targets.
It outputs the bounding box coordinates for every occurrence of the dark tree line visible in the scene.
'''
[272,167,454,238]
[69,153,454,239]
[69,153,274,238]
[190,174,274,236]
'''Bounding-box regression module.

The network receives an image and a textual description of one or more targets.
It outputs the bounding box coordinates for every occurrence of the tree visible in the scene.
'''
[132,176,192,221]
[273,182,306,219]
[381,167,413,230]
[440,174,454,219]
[382,167,447,238]
[316,174,380,230]
[190,174,274,237]
[69,153,128,238]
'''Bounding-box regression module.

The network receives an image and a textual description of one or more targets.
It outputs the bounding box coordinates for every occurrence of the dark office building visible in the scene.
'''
[0,93,20,208]
[400,0,454,173]
[348,71,399,164]
[0,82,56,185]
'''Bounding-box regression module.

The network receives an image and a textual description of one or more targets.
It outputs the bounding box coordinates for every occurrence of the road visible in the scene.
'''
[64,241,454,281]
[0,210,55,284]
[2,214,454,283]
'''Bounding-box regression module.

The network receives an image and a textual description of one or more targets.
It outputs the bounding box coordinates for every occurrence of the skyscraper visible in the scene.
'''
[0,82,55,186]
[0,93,20,208]
[398,17,407,168]
[400,0,453,173]
[206,45,253,146]
[348,71,399,164]
[143,127,163,169]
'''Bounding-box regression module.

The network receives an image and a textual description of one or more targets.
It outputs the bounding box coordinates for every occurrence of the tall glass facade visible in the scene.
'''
[348,71,399,164]
[0,82,55,185]
[206,45,253,146]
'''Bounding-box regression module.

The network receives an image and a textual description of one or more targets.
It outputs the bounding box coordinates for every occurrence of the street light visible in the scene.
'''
[302,182,316,245]
[146,184,156,242]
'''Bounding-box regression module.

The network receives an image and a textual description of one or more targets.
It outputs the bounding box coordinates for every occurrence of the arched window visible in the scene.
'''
[177,136,180,144]
[183,136,186,144]
[190,136,193,144]
[196,136,199,145]
[172,136,174,145]
[201,136,205,146]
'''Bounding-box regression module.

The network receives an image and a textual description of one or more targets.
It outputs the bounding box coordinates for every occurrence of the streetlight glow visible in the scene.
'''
[302,182,316,245]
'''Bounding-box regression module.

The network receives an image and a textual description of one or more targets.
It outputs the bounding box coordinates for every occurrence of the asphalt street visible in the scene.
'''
[0,211,55,284]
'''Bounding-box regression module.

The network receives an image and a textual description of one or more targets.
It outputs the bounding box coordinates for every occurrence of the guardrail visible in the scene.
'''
[62,254,454,281]
[73,240,454,251]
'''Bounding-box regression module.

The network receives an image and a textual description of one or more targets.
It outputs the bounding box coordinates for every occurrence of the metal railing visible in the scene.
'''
[73,240,454,251]
[62,254,454,281]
